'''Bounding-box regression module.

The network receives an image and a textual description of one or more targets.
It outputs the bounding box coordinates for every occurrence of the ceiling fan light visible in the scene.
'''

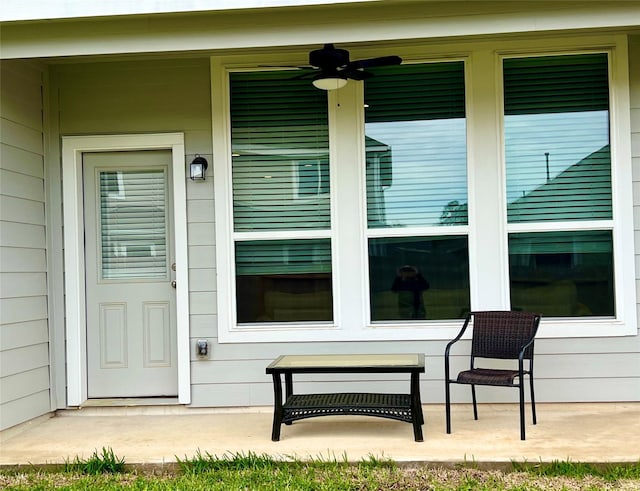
[312,75,348,90]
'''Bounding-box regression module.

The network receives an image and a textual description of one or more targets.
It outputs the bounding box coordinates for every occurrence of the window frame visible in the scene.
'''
[498,44,635,337]
[211,35,635,343]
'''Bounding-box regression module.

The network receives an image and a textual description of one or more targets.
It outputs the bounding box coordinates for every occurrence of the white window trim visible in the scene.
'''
[61,133,191,405]
[212,34,635,343]
[497,42,636,337]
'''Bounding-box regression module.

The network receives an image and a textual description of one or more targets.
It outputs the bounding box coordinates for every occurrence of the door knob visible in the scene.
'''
[171,280,177,288]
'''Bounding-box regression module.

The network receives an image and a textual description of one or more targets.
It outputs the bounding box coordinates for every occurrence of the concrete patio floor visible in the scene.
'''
[1,402,638,467]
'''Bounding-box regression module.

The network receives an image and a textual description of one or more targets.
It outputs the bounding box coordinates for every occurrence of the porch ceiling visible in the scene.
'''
[1,1,639,60]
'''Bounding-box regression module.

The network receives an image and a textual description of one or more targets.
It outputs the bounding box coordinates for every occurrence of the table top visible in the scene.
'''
[266,353,425,373]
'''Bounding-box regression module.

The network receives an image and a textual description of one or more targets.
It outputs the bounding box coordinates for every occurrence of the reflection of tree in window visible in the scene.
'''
[364,62,468,228]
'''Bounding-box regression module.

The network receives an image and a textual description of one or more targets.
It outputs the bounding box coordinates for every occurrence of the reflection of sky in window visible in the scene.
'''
[365,118,467,226]
[505,111,609,203]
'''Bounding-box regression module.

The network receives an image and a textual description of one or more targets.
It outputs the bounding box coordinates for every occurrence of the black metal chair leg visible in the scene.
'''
[471,385,478,420]
[519,382,526,440]
[529,372,537,425]
[445,379,452,434]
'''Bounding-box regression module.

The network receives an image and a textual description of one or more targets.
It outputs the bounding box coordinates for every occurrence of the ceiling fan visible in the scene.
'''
[298,44,402,90]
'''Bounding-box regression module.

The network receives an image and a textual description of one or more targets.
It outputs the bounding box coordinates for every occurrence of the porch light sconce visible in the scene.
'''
[190,155,208,181]
[312,74,348,91]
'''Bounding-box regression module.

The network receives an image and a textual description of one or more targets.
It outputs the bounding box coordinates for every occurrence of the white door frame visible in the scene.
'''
[62,133,190,406]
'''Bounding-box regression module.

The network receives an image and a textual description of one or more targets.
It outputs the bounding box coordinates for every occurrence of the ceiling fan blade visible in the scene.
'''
[343,69,373,81]
[258,65,309,69]
[290,70,317,80]
[350,55,402,70]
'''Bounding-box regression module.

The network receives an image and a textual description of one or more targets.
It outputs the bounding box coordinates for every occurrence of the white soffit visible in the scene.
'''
[0,0,375,22]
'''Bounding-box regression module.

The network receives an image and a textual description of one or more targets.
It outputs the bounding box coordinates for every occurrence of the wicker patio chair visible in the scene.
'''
[444,310,541,440]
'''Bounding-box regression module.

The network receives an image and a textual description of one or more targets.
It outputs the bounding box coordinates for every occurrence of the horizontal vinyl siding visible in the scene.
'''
[52,44,640,410]
[190,337,640,407]
[56,59,212,136]
[0,60,50,430]
[630,34,640,400]
[629,34,640,403]
[0,391,51,430]
[193,38,640,408]
[55,57,213,404]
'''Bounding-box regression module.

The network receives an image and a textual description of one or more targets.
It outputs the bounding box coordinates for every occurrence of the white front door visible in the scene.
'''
[83,150,178,398]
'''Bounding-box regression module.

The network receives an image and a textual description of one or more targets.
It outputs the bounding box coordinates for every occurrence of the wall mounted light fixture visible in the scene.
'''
[190,155,208,181]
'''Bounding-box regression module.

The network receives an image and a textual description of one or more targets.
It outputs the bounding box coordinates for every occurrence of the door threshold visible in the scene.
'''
[81,397,179,408]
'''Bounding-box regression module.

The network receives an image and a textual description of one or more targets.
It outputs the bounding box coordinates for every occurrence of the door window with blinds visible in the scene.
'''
[504,53,615,317]
[98,168,168,280]
[229,70,332,323]
[364,62,471,321]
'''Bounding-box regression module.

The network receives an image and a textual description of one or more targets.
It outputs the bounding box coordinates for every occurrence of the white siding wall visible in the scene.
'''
[0,60,51,430]
[51,43,640,410]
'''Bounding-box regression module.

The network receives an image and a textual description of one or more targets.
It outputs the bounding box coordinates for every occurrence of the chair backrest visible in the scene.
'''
[470,311,540,360]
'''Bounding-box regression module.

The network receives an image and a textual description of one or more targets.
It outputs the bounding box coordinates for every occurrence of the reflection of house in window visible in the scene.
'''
[365,136,393,227]
[508,144,611,222]
[508,145,614,316]
[102,171,126,199]
[231,141,331,230]
[293,160,330,199]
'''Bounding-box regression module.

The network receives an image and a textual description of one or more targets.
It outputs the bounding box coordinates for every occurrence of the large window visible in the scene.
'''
[229,70,332,324]
[213,38,634,342]
[364,62,470,322]
[504,53,615,318]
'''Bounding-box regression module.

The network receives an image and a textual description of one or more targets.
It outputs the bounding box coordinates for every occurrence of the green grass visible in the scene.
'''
[511,459,640,481]
[61,447,126,474]
[1,449,639,490]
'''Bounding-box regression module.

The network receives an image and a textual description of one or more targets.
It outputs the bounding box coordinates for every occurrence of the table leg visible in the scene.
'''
[285,373,293,398]
[284,373,293,425]
[411,371,424,441]
[271,372,283,441]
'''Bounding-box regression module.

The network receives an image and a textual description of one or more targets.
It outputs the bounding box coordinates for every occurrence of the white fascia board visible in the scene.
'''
[0,0,374,22]
[2,2,640,59]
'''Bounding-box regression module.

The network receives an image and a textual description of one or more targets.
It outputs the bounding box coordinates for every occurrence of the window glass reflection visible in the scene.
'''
[369,236,470,321]
[230,71,330,231]
[504,54,612,222]
[235,239,333,323]
[509,231,614,317]
[365,63,468,228]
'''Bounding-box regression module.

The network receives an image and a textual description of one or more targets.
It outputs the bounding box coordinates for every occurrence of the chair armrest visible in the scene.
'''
[444,313,472,360]
[517,314,541,363]
[444,313,472,381]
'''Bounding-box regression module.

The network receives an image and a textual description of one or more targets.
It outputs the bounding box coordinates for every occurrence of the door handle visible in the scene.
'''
[171,280,177,288]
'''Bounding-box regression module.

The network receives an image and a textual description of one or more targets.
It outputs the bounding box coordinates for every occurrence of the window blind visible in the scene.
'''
[508,230,613,255]
[99,170,167,279]
[230,70,330,231]
[364,62,468,228]
[504,53,612,223]
[504,54,609,115]
[235,239,332,276]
